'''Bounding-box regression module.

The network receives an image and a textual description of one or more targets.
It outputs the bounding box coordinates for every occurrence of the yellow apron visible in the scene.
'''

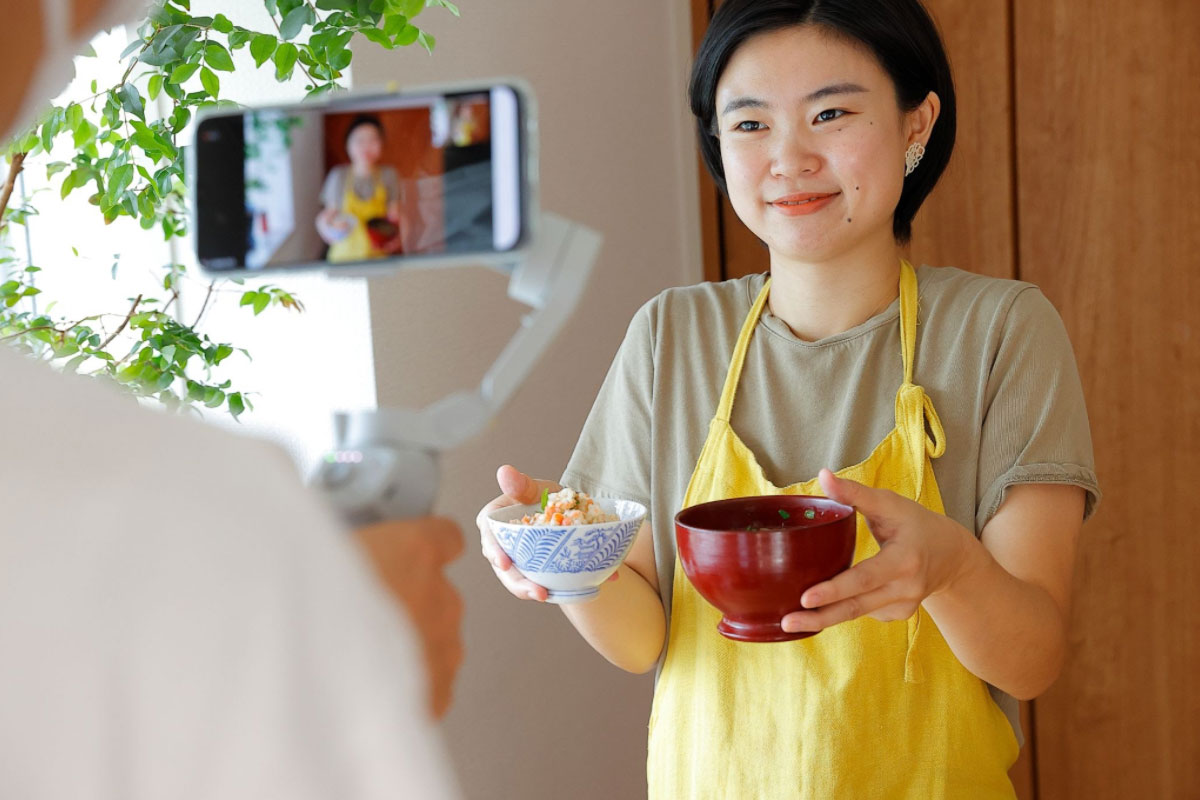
[327,170,388,263]
[646,261,1019,798]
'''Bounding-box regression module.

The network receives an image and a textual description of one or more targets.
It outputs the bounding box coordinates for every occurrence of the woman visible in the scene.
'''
[316,114,404,262]
[478,0,1099,796]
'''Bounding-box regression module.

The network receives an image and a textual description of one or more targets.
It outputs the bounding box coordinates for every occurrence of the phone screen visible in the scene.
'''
[195,86,526,272]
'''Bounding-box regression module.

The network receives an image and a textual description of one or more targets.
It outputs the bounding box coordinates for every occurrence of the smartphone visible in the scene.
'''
[191,81,534,274]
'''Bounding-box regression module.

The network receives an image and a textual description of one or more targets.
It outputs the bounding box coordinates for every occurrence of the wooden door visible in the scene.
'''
[1013,0,1200,796]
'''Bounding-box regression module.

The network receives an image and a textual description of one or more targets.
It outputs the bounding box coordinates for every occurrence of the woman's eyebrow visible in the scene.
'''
[720,83,869,117]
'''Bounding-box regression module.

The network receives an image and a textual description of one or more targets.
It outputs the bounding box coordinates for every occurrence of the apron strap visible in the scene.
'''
[898,260,919,385]
[714,277,772,423]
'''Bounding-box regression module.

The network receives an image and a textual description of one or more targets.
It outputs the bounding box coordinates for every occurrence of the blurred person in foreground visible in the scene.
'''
[0,1,463,797]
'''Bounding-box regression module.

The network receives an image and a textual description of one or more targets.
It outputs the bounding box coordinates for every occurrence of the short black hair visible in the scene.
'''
[344,114,385,149]
[689,0,956,243]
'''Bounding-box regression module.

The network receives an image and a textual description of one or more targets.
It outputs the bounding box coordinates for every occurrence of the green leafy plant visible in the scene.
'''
[0,0,459,418]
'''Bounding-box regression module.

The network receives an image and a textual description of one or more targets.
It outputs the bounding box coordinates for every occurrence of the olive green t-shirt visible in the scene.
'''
[560,265,1101,741]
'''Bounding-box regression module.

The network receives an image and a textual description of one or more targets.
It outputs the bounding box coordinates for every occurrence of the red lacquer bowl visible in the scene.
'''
[675,495,857,643]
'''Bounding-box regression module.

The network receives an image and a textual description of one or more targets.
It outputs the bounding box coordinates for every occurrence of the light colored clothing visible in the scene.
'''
[561,264,1100,741]
[645,262,1018,798]
[0,348,459,799]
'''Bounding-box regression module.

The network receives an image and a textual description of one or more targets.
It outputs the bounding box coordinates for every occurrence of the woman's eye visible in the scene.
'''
[734,120,764,132]
[815,109,846,123]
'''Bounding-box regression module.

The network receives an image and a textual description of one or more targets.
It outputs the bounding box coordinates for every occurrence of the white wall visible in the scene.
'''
[353,2,702,798]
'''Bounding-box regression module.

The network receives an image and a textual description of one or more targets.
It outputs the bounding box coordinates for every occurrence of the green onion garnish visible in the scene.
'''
[540,488,550,511]
[804,509,816,520]
[778,509,790,520]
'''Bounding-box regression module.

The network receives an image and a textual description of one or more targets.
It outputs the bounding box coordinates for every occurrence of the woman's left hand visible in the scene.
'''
[780,468,980,634]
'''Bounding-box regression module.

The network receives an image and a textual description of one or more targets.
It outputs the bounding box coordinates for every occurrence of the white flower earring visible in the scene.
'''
[904,142,926,177]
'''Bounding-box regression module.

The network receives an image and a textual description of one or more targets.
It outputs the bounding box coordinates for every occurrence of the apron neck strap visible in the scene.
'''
[714,261,919,424]
[714,276,773,422]
[898,260,919,385]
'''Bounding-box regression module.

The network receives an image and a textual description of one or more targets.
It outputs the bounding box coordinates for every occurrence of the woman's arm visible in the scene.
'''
[477,467,666,675]
[781,471,1084,700]
[559,521,665,674]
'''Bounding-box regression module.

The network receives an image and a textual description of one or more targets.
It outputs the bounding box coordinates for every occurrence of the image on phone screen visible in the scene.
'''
[195,86,524,271]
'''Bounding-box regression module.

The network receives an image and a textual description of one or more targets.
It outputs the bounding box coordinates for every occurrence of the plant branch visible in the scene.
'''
[96,293,143,351]
[191,281,215,327]
[0,152,27,233]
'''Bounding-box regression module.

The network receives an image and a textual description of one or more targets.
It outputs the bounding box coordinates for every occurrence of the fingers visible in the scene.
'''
[818,468,907,533]
[490,559,548,602]
[781,585,907,632]
[475,503,513,572]
[496,464,560,505]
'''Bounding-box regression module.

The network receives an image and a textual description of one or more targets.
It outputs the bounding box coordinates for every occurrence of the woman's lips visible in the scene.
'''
[768,192,840,216]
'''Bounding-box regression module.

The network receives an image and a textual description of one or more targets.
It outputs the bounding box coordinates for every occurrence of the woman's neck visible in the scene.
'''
[767,232,903,342]
[350,162,376,178]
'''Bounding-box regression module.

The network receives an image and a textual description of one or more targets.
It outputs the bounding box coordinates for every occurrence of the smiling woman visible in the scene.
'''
[476,1,1099,798]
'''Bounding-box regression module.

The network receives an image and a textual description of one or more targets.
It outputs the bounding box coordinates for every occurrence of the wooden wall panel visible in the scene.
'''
[911,0,1015,280]
[1014,1,1200,797]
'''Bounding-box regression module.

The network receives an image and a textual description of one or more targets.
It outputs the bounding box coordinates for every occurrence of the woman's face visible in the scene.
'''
[346,123,384,168]
[714,25,935,264]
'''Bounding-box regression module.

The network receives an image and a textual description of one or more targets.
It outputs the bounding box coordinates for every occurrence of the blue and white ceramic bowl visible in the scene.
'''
[487,498,647,603]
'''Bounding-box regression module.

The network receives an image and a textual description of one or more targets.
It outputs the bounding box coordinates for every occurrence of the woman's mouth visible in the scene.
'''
[769,192,840,216]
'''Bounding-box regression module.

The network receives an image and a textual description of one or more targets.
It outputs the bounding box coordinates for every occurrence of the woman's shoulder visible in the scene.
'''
[639,273,764,323]
[917,264,1057,322]
[916,264,1070,353]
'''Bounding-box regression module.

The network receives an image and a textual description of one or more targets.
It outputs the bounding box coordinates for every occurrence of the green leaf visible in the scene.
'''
[169,62,200,83]
[415,29,435,53]
[0,281,20,297]
[228,392,245,419]
[394,0,423,18]
[383,13,408,36]
[204,388,226,408]
[109,164,135,198]
[203,42,235,72]
[394,23,420,46]
[239,290,259,307]
[72,119,97,149]
[228,28,253,48]
[213,344,234,364]
[359,27,393,48]
[279,5,312,40]
[273,42,299,79]
[147,73,164,100]
[316,0,355,9]
[118,84,145,119]
[186,380,205,401]
[212,12,234,33]
[250,34,277,67]
[252,292,270,315]
[200,66,220,97]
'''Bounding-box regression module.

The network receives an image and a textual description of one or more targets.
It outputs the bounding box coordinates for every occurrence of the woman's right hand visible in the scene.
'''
[475,465,560,602]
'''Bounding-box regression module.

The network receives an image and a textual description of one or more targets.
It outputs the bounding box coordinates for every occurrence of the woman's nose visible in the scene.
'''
[770,135,821,178]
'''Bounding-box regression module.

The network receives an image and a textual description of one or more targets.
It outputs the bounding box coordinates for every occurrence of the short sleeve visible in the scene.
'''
[380,166,401,205]
[560,298,656,508]
[975,287,1101,532]
[321,166,345,209]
